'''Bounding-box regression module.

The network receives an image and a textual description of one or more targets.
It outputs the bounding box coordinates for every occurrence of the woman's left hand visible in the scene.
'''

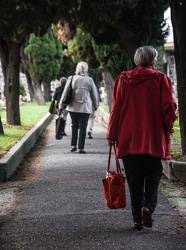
[107,140,115,146]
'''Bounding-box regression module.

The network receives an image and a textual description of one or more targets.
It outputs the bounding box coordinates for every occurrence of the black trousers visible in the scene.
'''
[122,154,162,223]
[69,112,89,149]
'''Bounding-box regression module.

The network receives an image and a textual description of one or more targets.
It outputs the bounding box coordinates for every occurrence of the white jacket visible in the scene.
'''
[59,75,99,114]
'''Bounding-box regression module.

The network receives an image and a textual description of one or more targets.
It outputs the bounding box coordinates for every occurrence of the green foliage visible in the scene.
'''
[62,0,168,78]
[92,42,132,78]
[59,56,76,78]
[171,119,182,159]
[76,1,123,42]
[99,102,110,113]
[24,28,63,82]
[172,119,181,144]
[123,0,169,46]
[64,27,100,68]
[75,0,169,48]
[0,0,65,42]
[65,27,132,79]
[156,45,165,72]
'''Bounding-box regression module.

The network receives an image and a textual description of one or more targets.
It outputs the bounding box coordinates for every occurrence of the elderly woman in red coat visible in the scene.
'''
[106,45,177,231]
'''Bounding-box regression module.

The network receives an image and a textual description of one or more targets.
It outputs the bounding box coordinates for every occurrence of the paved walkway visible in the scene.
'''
[0,115,186,249]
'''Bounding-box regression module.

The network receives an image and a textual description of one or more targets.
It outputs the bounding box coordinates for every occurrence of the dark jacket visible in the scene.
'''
[53,85,65,108]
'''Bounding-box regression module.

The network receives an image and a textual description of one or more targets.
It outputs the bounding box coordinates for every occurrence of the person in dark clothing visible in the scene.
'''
[53,77,68,136]
[53,77,67,109]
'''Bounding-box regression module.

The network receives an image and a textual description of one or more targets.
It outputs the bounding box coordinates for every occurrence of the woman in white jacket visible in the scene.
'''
[59,61,98,153]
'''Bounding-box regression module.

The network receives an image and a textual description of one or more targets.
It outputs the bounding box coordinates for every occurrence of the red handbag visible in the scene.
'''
[102,145,126,209]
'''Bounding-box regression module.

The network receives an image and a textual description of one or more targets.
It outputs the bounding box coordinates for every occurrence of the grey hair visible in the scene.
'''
[75,61,89,75]
[134,46,158,67]
[60,77,67,85]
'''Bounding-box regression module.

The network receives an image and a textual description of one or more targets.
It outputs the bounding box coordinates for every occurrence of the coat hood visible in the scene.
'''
[120,66,160,86]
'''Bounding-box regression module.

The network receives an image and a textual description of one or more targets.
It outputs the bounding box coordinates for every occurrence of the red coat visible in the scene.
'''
[106,66,177,160]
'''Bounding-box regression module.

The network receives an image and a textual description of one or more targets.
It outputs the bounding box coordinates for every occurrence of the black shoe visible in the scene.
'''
[79,149,86,154]
[71,146,77,152]
[132,222,143,231]
[87,131,93,139]
[142,207,153,228]
[63,132,67,136]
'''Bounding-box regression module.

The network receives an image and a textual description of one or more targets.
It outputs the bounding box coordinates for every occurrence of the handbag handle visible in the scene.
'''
[69,75,73,89]
[107,145,122,173]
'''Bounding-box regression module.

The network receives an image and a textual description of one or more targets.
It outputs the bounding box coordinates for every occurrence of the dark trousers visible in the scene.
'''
[122,154,162,223]
[69,112,89,149]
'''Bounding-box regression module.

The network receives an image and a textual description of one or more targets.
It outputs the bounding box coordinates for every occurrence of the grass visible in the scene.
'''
[171,119,185,159]
[171,119,180,143]
[0,102,50,158]
[99,102,110,113]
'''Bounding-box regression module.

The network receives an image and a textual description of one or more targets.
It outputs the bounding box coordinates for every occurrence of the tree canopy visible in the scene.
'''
[0,0,73,124]
[0,0,169,125]
[65,27,131,79]
[24,29,63,83]
[62,0,169,62]
[23,28,64,104]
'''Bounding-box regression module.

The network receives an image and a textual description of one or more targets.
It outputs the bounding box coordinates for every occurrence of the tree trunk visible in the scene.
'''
[169,1,186,155]
[32,80,45,105]
[24,69,35,101]
[0,39,21,125]
[102,70,114,112]
[42,81,51,102]
[94,73,101,101]
[20,47,36,102]
[0,115,4,135]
